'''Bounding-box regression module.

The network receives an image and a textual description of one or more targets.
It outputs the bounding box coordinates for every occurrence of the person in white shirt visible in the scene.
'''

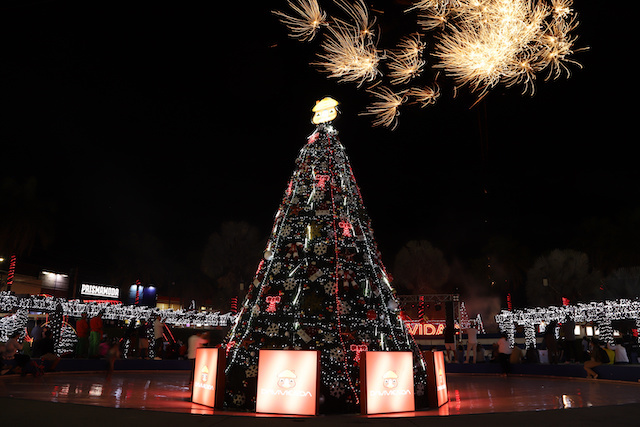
[187,332,208,360]
[153,317,164,359]
[609,341,629,363]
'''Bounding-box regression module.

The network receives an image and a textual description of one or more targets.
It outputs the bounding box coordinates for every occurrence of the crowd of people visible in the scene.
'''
[447,322,635,379]
[4,311,636,381]
[1,312,215,376]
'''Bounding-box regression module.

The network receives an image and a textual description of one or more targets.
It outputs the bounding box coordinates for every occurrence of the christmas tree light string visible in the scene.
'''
[220,99,428,412]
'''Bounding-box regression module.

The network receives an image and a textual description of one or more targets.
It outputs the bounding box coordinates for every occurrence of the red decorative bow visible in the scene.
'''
[265,295,281,312]
[350,344,368,362]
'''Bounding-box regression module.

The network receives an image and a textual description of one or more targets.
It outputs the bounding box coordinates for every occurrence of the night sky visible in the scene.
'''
[0,1,635,294]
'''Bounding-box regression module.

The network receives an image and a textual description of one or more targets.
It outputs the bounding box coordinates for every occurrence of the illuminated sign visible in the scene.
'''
[256,350,320,416]
[360,351,415,415]
[423,350,449,407]
[80,283,120,299]
[404,320,462,337]
[405,321,446,336]
[192,348,226,408]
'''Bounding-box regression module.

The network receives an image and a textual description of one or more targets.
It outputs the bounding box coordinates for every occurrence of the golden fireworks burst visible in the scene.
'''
[315,19,381,86]
[273,0,585,129]
[273,0,327,41]
[409,83,441,107]
[421,0,583,98]
[360,86,407,130]
[387,34,426,86]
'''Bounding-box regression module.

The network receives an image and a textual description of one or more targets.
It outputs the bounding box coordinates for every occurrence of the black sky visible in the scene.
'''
[0,1,636,285]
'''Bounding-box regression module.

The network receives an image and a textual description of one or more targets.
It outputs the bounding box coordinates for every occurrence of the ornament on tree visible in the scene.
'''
[265,296,281,313]
[222,97,428,413]
[350,343,368,362]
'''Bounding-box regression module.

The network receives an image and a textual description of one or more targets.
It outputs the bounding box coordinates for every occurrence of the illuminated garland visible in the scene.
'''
[0,291,236,355]
[495,299,640,348]
[0,309,28,342]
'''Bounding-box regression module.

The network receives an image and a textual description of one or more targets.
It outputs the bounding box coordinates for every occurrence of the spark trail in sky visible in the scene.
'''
[273,0,584,128]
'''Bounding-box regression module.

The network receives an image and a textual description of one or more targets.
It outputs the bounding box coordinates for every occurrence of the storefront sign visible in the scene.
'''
[192,348,225,408]
[256,349,320,416]
[80,283,120,299]
[360,351,415,415]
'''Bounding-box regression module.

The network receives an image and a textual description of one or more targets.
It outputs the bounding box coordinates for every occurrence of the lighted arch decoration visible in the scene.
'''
[0,291,236,355]
[495,299,640,349]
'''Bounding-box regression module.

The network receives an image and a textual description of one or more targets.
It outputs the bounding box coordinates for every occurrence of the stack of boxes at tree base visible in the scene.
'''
[222,98,428,413]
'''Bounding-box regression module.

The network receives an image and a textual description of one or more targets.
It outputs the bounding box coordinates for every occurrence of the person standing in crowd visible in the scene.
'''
[106,337,121,380]
[443,324,456,363]
[187,332,208,360]
[497,332,512,376]
[75,313,90,358]
[30,319,44,350]
[465,322,478,363]
[89,312,104,358]
[153,316,164,359]
[561,316,577,363]
[137,320,149,359]
[544,320,559,364]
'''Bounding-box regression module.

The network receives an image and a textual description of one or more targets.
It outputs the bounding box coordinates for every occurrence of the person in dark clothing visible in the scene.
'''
[497,332,513,376]
[561,316,577,362]
[544,321,559,364]
[444,325,456,363]
[34,330,61,371]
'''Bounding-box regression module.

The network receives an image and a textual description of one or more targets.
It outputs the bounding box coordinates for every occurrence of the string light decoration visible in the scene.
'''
[273,0,585,128]
[222,98,428,413]
[0,309,28,342]
[495,299,640,349]
[0,291,236,355]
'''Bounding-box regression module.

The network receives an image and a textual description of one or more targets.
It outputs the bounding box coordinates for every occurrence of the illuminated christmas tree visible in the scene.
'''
[223,98,428,413]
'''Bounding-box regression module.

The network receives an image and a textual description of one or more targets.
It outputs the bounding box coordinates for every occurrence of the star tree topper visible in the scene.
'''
[312,96,339,124]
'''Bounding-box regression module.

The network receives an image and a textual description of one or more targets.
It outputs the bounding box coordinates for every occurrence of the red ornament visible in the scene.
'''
[366,309,377,320]
[338,220,353,237]
[265,295,281,312]
[350,344,368,362]
[315,174,330,189]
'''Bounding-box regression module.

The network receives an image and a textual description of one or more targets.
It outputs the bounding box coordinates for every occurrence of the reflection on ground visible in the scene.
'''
[2,371,639,417]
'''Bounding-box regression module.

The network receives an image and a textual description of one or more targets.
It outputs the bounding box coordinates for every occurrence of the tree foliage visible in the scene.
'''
[200,221,265,304]
[392,240,449,294]
[526,249,602,306]
[601,267,640,300]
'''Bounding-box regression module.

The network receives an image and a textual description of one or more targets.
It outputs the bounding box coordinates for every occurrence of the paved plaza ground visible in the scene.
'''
[2,370,640,426]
